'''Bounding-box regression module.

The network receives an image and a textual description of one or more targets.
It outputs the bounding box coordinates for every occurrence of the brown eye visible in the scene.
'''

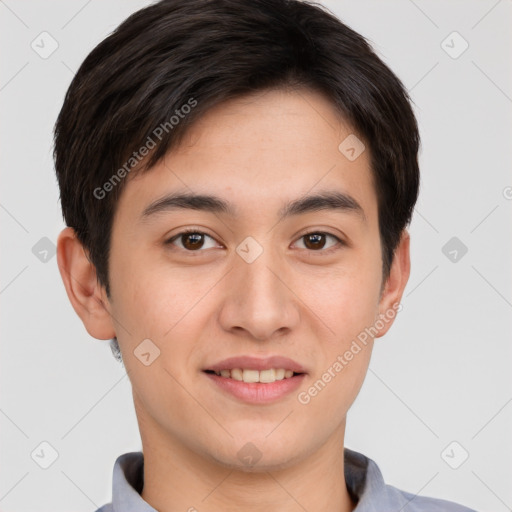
[181,232,204,250]
[295,232,342,252]
[304,233,326,250]
[166,230,218,251]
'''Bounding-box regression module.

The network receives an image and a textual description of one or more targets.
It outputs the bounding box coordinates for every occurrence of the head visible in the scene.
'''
[55,0,419,470]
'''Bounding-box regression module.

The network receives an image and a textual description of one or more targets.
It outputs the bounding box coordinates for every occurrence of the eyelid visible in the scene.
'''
[292,230,345,253]
[165,227,346,253]
[165,227,222,249]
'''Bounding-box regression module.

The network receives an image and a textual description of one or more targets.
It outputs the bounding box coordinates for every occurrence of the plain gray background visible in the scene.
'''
[1,1,511,511]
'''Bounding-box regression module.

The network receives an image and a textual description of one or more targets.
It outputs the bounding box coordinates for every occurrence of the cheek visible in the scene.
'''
[295,244,380,407]
[108,251,216,403]
[303,253,382,343]
[108,244,201,340]
[297,322,374,428]
[112,266,204,425]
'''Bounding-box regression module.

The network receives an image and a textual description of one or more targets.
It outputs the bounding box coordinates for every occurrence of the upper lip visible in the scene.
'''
[205,355,307,374]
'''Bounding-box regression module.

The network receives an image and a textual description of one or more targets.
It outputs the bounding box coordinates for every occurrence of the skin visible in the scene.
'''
[57,88,410,512]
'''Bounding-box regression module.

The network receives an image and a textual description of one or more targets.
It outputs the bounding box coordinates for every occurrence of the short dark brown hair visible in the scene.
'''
[54,0,420,298]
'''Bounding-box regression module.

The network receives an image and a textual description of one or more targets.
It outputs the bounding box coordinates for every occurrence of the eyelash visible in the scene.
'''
[165,228,345,255]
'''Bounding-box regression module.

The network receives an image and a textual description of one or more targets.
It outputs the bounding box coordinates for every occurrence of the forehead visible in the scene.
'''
[117,88,377,226]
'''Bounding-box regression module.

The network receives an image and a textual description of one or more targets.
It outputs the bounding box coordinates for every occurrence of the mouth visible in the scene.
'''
[202,355,307,404]
[203,368,304,383]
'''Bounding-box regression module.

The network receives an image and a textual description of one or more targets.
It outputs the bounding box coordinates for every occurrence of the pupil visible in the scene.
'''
[305,233,325,250]
[180,233,326,251]
[184,233,203,250]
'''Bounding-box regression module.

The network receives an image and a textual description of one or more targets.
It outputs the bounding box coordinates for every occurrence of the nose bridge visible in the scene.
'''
[221,235,299,340]
[235,236,286,305]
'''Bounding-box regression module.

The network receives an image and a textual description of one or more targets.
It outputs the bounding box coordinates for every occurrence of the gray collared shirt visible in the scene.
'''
[95,448,477,511]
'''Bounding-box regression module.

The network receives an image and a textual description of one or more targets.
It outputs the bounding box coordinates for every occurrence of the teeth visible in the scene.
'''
[212,368,298,383]
[259,369,275,383]
[231,368,243,381]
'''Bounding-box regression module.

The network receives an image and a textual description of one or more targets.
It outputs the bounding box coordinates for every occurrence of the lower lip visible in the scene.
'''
[204,372,306,404]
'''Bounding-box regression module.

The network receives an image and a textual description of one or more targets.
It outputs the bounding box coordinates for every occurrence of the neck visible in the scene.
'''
[139,417,356,512]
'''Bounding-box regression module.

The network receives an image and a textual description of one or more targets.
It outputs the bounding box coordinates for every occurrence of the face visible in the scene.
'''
[102,88,405,470]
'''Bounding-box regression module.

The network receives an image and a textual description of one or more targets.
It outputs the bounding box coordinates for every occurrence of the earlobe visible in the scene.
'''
[56,227,116,340]
[374,229,411,339]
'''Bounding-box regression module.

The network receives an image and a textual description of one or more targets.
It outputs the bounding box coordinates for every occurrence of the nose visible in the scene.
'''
[218,245,300,342]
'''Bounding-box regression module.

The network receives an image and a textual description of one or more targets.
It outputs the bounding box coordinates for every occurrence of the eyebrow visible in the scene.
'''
[140,189,366,223]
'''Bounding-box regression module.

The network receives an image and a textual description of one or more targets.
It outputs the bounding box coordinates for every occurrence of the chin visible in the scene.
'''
[204,439,306,473]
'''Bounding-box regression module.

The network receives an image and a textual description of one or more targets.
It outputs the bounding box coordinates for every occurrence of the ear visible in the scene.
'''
[374,229,411,339]
[56,227,116,340]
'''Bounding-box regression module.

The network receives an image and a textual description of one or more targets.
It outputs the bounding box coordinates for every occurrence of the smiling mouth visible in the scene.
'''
[203,368,303,384]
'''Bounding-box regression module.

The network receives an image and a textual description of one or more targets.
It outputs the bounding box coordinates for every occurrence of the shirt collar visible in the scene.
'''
[110,447,403,511]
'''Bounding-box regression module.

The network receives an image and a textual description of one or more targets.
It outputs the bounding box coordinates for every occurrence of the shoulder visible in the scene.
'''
[385,484,478,511]
[343,448,478,512]
[93,505,113,512]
